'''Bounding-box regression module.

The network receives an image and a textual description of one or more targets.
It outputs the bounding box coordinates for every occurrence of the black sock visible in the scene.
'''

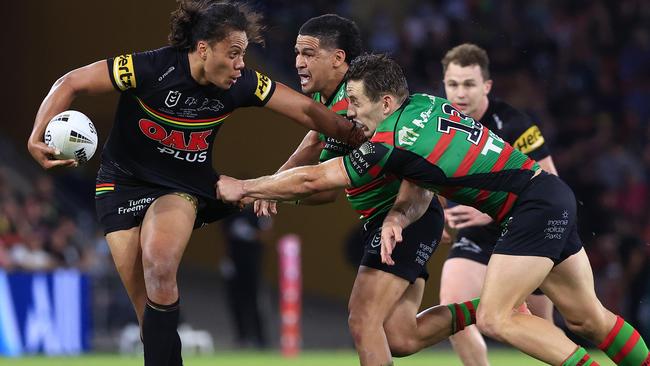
[143,297,181,366]
[169,329,183,366]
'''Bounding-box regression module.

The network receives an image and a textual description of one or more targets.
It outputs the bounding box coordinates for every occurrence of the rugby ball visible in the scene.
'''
[44,110,98,164]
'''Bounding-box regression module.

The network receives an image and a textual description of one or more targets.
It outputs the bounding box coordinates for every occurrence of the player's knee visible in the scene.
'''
[476,307,507,342]
[347,308,378,343]
[388,337,418,357]
[564,315,600,339]
[142,250,178,286]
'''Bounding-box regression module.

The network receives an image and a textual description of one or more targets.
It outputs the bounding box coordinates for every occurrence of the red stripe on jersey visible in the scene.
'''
[492,144,514,172]
[345,175,397,196]
[357,207,377,218]
[371,132,394,145]
[95,183,115,188]
[599,316,624,350]
[452,127,489,177]
[496,192,519,222]
[612,331,641,363]
[427,130,456,164]
[521,158,535,170]
[331,99,349,113]
[368,165,382,178]
[472,144,515,208]
[474,191,491,210]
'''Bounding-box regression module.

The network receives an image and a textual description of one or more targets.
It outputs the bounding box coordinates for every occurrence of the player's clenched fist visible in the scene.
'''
[216,175,245,204]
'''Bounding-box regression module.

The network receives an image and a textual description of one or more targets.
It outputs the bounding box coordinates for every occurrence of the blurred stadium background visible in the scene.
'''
[1,0,649,364]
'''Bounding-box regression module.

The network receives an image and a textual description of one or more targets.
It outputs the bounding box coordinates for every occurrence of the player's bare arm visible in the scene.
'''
[252,130,340,215]
[217,157,350,204]
[28,61,114,169]
[278,132,340,205]
[265,84,365,147]
[380,180,434,265]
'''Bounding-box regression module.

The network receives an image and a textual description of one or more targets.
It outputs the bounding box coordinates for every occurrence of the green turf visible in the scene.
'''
[1,349,613,365]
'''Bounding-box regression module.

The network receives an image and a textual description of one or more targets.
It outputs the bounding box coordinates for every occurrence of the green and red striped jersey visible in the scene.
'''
[343,94,540,223]
[314,81,401,221]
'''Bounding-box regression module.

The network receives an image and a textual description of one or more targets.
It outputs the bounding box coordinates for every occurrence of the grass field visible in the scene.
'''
[2,349,613,365]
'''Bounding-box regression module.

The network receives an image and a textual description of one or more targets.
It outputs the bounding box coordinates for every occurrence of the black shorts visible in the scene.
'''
[447,224,500,265]
[360,201,444,283]
[494,172,582,265]
[95,162,238,235]
[447,227,545,295]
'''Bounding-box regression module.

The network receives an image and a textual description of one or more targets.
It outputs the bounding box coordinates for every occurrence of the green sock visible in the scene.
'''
[447,297,480,334]
[598,316,650,366]
[562,347,599,366]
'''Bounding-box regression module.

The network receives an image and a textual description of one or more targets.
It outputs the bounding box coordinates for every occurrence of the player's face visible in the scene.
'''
[295,35,338,94]
[346,80,385,138]
[443,63,492,119]
[206,30,248,89]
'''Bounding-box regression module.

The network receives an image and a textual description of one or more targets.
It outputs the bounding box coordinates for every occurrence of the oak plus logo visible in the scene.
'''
[139,119,212,163]
[165,90,182,108]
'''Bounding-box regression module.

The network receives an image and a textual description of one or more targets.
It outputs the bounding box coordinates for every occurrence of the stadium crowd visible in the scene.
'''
[0,167,97,271]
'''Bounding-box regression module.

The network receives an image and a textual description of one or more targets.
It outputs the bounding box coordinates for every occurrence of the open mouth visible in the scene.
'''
[298,73,311,86]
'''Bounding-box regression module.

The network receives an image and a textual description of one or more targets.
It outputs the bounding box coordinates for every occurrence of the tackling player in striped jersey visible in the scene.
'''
[216,54,650,366]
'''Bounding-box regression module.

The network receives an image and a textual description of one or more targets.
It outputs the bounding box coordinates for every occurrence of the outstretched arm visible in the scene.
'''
[265,83,365,147]
[253,130,339,215]
[216,157,350,204]
[380,180,434,265]
[28,61,115,169]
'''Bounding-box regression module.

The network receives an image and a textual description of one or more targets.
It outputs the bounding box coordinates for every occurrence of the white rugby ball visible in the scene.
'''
[44,110,98,164]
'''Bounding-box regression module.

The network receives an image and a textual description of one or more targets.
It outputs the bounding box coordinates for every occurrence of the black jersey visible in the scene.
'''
[479,98,550,161]
[454,98,551,247]
[103,46,276,200]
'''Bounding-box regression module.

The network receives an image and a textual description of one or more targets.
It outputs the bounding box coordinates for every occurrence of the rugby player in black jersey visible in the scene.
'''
[254,15,461,365]
[27,2,364,365]
[439,43,557,366]
[216,54,650,366]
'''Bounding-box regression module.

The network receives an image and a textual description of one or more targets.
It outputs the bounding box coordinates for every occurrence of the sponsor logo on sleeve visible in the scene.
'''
[348,142,388,176]
[254,71,272,101]
[113,54,137,91]
[514,125,545,154]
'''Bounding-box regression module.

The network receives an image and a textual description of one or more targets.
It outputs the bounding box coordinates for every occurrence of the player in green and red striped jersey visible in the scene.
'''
[216,54,650,366]
[252,15,460,366]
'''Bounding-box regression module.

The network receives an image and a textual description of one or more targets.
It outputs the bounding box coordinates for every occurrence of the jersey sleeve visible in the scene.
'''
[342,141,393,187]
[106,50,156,92]
[508,113,551,161]
[229,68,277,107]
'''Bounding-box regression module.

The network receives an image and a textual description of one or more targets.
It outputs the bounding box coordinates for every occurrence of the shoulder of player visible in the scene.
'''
[385,94,437,148]
[488,99,532,127]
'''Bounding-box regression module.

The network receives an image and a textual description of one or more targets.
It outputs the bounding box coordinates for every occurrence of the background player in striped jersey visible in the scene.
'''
[439,43,557,366]
[254,14,459,366]
[216,54,650,366]
[27,2,365,365]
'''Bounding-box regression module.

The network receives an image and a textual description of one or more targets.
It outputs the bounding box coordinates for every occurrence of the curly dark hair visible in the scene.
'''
[298,14,362,64]
[169,0,264,51]
[346,53,409,102]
